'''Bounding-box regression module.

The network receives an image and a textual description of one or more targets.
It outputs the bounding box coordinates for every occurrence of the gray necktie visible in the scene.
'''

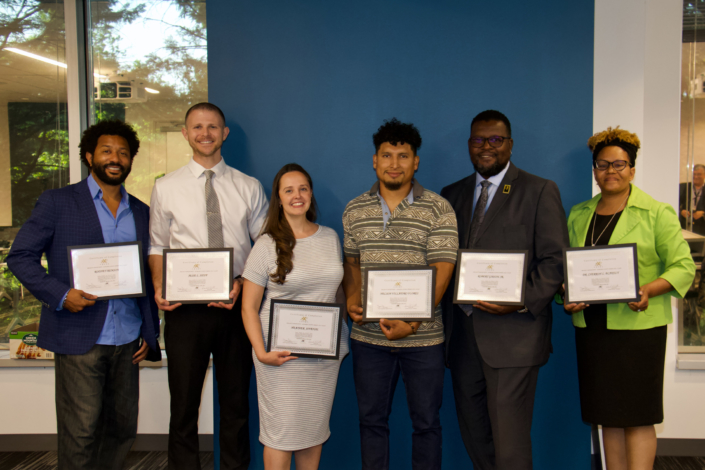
[461,180,492,316]
[204,170,224,248]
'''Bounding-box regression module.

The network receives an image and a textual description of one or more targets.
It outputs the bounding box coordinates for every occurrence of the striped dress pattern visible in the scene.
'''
[242,225,349,451]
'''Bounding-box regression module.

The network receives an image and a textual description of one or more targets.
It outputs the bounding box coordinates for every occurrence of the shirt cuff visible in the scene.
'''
[149,245,167,256]
[56,289,70,311]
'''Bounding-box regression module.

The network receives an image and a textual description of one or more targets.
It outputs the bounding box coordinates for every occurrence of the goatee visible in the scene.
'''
[474,160,507,179]
[382,180,403,191]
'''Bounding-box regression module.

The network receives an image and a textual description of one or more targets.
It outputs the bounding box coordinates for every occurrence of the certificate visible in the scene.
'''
[267,300,344,359]
[363,267,436,321]
[453,249,528,305]
[563,244,640,304]
[67,241,145,300]
[163,248,234,304]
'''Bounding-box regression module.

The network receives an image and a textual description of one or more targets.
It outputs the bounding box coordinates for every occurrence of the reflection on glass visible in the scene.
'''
[0,0,69,348]
[89,0,207,205]
[679,2,705,353]
[89,1,208,348]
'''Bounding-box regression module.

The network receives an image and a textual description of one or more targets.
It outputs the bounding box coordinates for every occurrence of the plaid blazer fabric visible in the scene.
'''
[6,179,161,356]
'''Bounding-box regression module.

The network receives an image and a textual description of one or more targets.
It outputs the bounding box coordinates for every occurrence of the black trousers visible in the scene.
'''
[165,297,252,470]
[448,305,495,470]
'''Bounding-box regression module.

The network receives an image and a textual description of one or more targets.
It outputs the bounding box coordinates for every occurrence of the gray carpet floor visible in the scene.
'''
[0,452,702,469]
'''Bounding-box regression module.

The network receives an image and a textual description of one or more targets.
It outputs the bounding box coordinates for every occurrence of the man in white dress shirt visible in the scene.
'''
[148,102,269,470]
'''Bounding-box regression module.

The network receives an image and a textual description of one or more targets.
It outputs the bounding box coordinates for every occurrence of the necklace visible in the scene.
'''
[591,192,630,246]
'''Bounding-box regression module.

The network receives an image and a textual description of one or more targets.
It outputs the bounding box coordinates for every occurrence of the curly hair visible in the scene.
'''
[78,120,140,168]
[588,126,641,166]
[373,118,422,154]
[261,163,318,284]
[471,110,512,137]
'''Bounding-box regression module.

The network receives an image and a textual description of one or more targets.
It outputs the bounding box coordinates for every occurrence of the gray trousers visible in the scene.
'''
[55,339,140,470]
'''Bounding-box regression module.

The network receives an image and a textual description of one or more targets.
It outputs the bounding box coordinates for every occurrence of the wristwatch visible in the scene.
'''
[518,307,529,313]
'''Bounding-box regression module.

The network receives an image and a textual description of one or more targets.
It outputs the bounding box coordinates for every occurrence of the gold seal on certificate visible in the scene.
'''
[267,300,344,360]
[362,267,436,321]
[453,249,528,305]
[563,243,640,304]
[162,248,234,304]
[68,241,146,300]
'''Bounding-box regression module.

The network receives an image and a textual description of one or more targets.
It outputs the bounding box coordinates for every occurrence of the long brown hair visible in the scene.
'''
[262,163,318,284]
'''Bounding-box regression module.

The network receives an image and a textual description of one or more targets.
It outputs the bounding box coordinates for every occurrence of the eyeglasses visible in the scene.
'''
[469,135,511,148]
[593,160,631,171]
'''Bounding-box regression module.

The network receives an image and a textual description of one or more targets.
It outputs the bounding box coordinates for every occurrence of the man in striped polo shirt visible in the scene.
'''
[342,118,459,470]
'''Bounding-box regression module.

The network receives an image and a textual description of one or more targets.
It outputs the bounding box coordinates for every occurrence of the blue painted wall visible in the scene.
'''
[208,1,594,468]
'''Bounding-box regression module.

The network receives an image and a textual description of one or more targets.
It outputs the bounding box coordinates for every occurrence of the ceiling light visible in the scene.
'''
[7,47,109,80]
[6,47,67,68]
[144,87,160,94]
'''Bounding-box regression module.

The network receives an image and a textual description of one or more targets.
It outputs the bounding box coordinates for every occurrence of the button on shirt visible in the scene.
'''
[472,162,511,219]
[378,187,415,229]
[149,158,269,276]
[58,174,142,346]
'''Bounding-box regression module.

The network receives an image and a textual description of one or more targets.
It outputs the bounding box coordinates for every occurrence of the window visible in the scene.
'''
[88,0,208,346]
[0,0,69,348]
[679,0,705,354]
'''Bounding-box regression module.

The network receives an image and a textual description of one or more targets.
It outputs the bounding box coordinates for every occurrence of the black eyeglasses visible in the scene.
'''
[469,135,511,148]
[593,160,631,171]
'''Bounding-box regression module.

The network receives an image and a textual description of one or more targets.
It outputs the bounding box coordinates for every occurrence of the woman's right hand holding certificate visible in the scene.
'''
[257,350,298,367]
[560,283,589,313]
[564,302,590,313]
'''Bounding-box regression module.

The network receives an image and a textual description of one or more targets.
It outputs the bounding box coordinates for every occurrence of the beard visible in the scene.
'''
[473,160,507,179]
[381,180,403,191]
[92,161,132,186]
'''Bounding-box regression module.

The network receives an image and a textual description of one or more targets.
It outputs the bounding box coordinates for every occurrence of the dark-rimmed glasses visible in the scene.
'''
[469,135,511,148]
[593,160,631,171]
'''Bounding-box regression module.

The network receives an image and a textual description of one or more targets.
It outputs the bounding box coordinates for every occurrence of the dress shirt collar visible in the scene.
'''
[474,161,510,189]
[87,173,129,207]
[187,156,227,179]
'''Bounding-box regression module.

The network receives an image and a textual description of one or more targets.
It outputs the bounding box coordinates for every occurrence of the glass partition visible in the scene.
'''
[87,0,208,346]
[679,0,705,353]
[0,0,69,349]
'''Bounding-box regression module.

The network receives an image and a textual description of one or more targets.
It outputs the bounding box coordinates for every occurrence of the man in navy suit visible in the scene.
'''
[7,120,161,470]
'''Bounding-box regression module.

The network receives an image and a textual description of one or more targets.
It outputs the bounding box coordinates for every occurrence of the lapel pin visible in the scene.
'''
[503,185,511,194]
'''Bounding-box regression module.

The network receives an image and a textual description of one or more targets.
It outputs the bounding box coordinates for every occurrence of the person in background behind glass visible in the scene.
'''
[679,163,705,235]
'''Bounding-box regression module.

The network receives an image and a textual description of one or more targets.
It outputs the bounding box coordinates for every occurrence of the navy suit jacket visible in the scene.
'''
[6,179,161,357]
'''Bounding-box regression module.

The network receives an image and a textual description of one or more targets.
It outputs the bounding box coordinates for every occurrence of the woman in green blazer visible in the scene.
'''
[564,127,694,470]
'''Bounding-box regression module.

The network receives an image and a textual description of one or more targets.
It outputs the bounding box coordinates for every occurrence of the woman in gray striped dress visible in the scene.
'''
[241,163,349,470]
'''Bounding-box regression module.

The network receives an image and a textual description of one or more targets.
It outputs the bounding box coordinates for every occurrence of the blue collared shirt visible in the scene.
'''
[378,186,415,229]
[58,175,142,346]
[472,162,511,219]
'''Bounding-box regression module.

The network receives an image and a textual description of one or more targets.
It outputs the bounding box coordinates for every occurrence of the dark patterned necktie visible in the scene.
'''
[461,180,492,316]
[204,170,224,248]
[469,180,492,247]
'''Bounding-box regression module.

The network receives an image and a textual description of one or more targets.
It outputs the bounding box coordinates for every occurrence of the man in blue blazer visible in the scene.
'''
[6,120,161,470]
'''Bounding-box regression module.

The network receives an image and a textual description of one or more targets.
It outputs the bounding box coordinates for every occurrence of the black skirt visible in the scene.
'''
[575,306,667,427]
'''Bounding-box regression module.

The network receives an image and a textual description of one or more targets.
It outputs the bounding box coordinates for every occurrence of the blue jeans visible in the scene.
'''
[55,339,140,470]
[351,339,445,470]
